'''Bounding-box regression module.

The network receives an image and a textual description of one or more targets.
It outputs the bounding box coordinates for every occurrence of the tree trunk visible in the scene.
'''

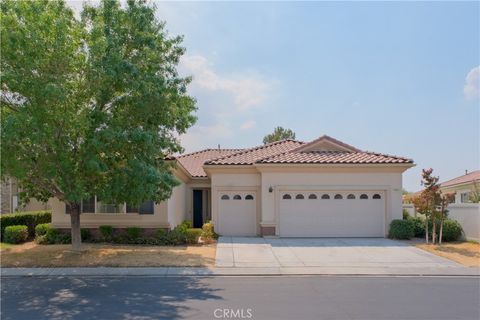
[70,203,82,251]
[432,216,436,245]
[425,216,429,244]
[439,213,444,245]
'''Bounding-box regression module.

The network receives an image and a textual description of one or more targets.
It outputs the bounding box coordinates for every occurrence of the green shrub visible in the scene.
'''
[201,221,217,242]
[388,219,414,240]
[180,220,192,229]
[4,225,29,244]
[81,229,91,241]
[440,220,463,242]
[125,227,142,240]
[0,210,51,240]
[99,225,113,241]
[402,209,410,220]
[35,223,51,237]
[185,228,202,244]
[408,217,425,237]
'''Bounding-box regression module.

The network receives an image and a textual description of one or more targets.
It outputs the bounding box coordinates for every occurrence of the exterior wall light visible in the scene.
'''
[268,186,273,193]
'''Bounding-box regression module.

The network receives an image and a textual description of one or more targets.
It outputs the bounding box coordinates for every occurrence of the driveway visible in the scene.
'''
[215,237,463,269]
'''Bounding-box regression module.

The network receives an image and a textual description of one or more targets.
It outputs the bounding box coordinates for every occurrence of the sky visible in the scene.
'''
[68,1,479,192]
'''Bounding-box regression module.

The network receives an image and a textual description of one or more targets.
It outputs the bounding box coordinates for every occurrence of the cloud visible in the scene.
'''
[464,66,480,100]
[180,55,274,111]
[240,120,256,130]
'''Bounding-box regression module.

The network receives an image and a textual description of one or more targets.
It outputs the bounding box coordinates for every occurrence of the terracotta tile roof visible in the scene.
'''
[439,170,480,188]
[175,149,243,177]
[204,140,305,165]
[257,151,413,164]
[292,134,362,152]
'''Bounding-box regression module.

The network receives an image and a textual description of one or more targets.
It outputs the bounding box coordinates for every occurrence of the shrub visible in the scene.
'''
[201,221,217,243]
[185,228,202,244]
[81,229,91,241]
[99,225,113,241]
[180,220,192,229]
[388,219,414,240]
[402,209,410,220]
[408,217,425,237]
[4,225,29,244]
[35,223,51,237]
[440,220,463,242]
[125,227,142,240]
[0,210,51,240]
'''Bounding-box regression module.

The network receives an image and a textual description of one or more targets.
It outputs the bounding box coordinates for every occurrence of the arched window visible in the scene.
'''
[347,194,355,200]
[283,194,292,200]
[373,194,382,199]
[321,194,330,200]
[308,194,317,199]
[221,195,230,200]
[295,194,305,199]
[334,194,343,200]
[233,195,242,200]
[360,194,368,199]
[245,194,254,200]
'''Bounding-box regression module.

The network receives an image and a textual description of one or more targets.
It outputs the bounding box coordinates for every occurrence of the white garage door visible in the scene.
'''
[217,192,257,236]
[279,191,385,237]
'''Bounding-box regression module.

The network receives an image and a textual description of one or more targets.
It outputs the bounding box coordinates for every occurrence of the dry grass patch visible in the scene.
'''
[1,242,216,267]
[415,241,480,267]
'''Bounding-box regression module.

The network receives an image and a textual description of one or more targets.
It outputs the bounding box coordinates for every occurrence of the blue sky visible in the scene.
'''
[70,1,479,191]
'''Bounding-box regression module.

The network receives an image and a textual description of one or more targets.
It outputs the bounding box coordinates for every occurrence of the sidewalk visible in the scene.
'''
[2,266,479,277]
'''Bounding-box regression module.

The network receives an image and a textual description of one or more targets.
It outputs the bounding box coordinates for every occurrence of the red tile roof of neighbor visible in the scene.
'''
[439,170,480,188]
[172,135,414,177]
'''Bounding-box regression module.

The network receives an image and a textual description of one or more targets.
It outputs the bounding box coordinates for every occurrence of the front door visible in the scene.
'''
[193,190,203,228]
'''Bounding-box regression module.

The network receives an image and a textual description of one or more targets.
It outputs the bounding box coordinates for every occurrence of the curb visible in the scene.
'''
[2,267,479,277]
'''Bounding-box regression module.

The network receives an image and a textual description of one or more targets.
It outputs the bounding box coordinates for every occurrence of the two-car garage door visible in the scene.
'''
[279,191,385,237]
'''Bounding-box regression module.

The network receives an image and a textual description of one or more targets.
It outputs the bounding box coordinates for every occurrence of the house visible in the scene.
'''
[1,177,50,214]
[50,135,415,237]
[438,170,479,204]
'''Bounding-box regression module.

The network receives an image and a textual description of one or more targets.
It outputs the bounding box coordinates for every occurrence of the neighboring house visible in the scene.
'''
[50,135,414,237]
[0,177,50,214]
[438,170,480,204]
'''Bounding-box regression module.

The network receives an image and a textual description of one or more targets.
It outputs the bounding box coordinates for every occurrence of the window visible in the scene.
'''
[97,200,122,214]
[139,200,154,214]
[321,194,330,199]
[283,194,292,200]
[334,194,343,200]
[347,194,355,200]
[295,194,305,199]
[82,197,95,213]
[245,194,254,200]
[233,195,242,200]
[373,194,382,199]
[360,194,368,199]
[221,195,230,200]
[460,192,471,203]
[308,194,317,199]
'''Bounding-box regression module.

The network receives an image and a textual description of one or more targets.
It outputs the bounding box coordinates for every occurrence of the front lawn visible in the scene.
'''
[407,240,480,267]
[1,242,216,267]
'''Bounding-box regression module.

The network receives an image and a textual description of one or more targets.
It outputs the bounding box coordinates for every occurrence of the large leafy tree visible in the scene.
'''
[1,0,196,250]
[262,126,296,144]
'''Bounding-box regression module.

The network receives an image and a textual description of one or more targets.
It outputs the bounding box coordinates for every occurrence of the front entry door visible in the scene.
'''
[193,190,203,228]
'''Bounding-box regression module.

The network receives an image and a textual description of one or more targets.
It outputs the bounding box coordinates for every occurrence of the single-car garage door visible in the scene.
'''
[217,191,257,236]
[279,191,385,237]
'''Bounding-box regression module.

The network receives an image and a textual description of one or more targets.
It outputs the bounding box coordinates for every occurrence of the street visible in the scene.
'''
[1,276,479,320]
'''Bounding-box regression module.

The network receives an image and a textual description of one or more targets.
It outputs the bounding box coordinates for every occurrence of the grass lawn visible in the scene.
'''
[1,241,216,267]
[410,240,480,267]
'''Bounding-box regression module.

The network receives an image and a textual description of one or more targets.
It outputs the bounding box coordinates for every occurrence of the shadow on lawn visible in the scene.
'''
[1,276,223,320]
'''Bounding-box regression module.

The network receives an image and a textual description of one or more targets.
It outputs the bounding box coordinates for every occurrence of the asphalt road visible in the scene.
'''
[1,276,479,320]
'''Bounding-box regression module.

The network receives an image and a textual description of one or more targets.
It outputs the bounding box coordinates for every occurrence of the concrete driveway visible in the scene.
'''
[215,237,463,269]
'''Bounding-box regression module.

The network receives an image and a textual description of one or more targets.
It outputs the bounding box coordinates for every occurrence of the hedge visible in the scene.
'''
[4,225,29,244]
[388,219,414,240]
[1,210,51,240]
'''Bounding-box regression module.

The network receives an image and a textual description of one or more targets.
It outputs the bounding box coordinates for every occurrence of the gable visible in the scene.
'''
[292,135,361,153]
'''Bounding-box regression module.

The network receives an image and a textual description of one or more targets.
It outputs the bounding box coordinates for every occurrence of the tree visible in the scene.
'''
[262,126,296,144]
[438,192,455,245]
[1,0,196,250]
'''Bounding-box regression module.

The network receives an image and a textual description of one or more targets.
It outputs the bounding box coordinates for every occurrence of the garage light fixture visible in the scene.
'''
[268,186,273,193]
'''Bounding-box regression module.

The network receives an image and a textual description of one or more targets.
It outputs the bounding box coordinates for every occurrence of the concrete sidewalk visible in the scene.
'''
[2,266,479,277]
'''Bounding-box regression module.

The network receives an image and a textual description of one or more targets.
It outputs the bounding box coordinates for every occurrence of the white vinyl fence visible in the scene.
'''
[403,203,480,242]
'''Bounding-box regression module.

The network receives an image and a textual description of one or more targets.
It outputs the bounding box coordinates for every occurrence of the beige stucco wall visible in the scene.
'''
[167,182,187,228]
[50,197,170,229]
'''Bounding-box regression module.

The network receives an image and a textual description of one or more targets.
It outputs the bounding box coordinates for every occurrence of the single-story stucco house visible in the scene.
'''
[50,135,415,237]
